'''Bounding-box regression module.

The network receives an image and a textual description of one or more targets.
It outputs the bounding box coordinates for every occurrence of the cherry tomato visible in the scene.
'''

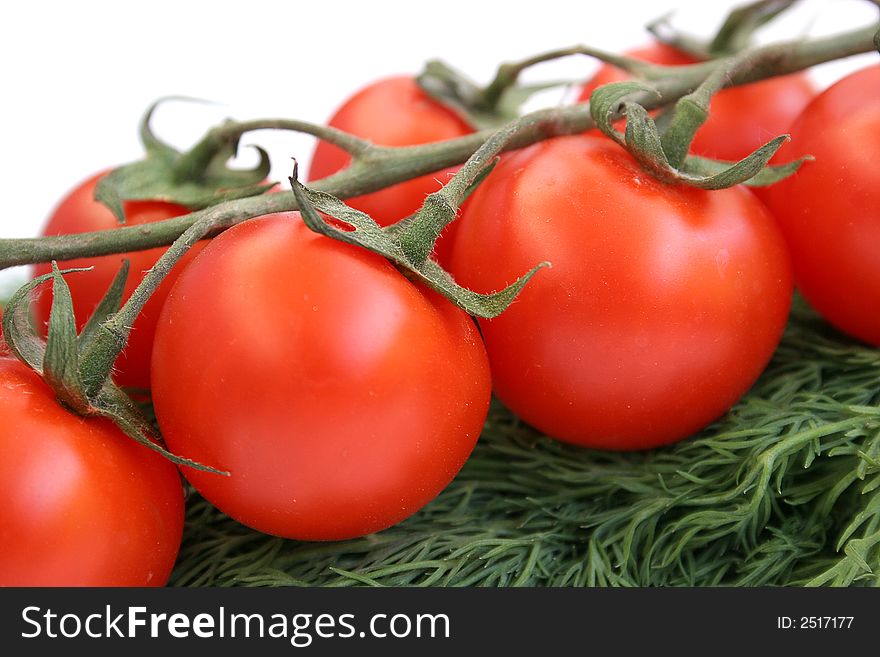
[33,172,203,390]
[0,357,184,586]
[308,76,473,263]
[151,213,491,540]
[762,65,880,345]
[578,42,815,162]
[449,135,792,450]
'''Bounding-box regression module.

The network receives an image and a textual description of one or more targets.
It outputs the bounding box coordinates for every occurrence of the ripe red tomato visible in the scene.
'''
[578,42,815,162]
[33,172,203,390]
[0,358,184,586]
[308,76,474,263]
[762,65,880,345]
[151,213,491,540]
[449,135,792,450]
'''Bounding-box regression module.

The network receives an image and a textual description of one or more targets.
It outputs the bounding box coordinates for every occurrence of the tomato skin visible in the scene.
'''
[449,135,792,450]
[0,358,184,586]
[578,43,815,162]
[762,65,880,345]
[33,172,203,390]
[151,213,491,540]
[308,76,473,263]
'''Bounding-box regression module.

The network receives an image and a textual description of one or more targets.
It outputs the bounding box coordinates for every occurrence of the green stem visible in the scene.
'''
[0,22,875,270]
[172,118,374,180]
[395,118,537,264]
[478,46,657,110]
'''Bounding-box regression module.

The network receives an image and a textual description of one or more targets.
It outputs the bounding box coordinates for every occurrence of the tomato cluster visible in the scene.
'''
[4,39,877,586]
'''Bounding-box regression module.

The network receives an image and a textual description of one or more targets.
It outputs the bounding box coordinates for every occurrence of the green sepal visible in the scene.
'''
[78,259,129,357]
[93,382,229,475]
[589,80,660,146]
[139,97,188,158]
[591,81,800,189]
[77,260,131,397]
[418,60,490,129]
[417,60,572,131]
[43,263,89,412]
[95,98,274,223]
[622,103,676,180]
[659,95,709,170]
[418,60,512,130]
[417,257,546,320]
[293,182,400,261]
[677,135,791,189]
[1,268,89,372]
[683,152,813,187]
[290,167,548,320]
[95,154,273,224]
[627,102,793,188]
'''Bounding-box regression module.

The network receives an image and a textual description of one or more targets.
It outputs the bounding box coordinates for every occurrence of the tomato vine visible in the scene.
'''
[0,21,874,271]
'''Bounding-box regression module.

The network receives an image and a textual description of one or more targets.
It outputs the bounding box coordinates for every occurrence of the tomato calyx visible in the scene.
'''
[292,169,547,320]
[1,263,225,474]
[589,68,811,190]
[95,98,276,223]
[579,1,814,188]
[417,60,575,131]
[416,61,493,130]
[291,118,550,320]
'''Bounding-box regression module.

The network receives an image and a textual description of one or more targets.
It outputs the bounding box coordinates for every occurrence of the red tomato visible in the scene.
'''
[449,135,792,450]
[0,358,184,586]
[578,42,815,162]
[33,172,203,390]
[151,213,491,540]
[308,76,474,263]
[762,65,880,345]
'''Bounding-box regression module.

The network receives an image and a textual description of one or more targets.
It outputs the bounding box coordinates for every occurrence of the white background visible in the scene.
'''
[1,0,877,291]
